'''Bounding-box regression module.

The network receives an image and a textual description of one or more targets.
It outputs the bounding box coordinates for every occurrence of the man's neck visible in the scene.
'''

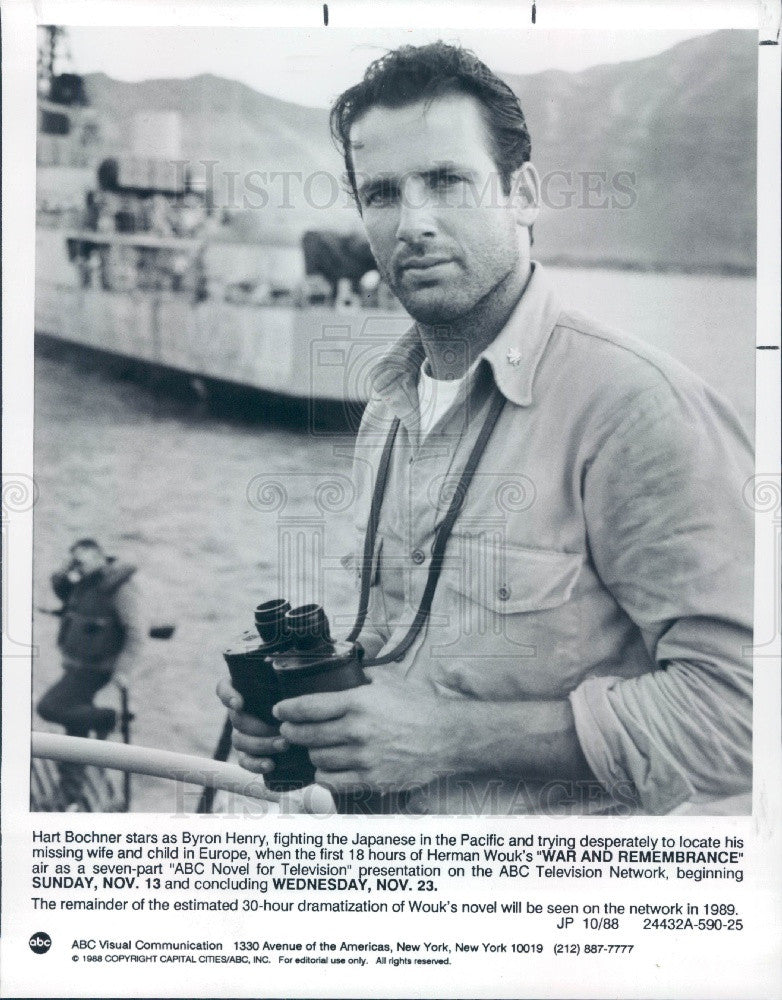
[417,261,532,380]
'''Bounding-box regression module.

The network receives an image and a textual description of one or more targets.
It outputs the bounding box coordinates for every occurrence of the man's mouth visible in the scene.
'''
[398,257,454,273]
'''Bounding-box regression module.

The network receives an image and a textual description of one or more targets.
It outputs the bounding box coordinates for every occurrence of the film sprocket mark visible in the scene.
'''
[223,599,367,792]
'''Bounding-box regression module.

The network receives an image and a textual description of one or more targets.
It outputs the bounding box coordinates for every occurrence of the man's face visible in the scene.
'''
[350,93,527,325]
[70,545,106,577]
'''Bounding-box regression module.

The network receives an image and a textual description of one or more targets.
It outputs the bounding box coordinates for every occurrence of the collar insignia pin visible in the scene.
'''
[506,347,522,366]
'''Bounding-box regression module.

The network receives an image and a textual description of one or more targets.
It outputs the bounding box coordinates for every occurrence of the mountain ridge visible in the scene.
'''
[80,30,757,272]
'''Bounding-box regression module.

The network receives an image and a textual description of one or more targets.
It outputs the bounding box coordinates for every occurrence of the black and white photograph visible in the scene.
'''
[27,21,758,817]
[2,2,780,997]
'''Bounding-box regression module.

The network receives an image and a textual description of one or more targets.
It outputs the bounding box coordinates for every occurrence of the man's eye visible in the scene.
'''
[365,185,397,207]
[433,173,462,188]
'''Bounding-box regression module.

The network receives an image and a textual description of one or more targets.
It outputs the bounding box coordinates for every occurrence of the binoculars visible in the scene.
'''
[223,599,367,792]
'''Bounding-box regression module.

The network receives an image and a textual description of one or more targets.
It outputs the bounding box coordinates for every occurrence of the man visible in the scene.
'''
[38,539,142,803]
[218,43,752,815]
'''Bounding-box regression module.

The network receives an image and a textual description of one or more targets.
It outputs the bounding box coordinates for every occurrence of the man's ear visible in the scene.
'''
[510,162,540,228]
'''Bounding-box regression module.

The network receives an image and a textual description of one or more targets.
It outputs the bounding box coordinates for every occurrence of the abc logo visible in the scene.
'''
[29,932,52,955]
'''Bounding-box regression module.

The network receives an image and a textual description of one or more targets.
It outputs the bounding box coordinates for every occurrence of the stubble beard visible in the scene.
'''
[395,260,523,337]
[382,261,476,327]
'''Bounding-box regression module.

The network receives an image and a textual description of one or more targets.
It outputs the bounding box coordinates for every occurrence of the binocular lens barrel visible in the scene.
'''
[284,603,331,648]
[254,598,291,642]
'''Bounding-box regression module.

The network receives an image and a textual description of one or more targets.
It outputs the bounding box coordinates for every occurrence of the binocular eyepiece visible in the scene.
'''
[254,599,332,649]
[253,597,291,644]
[224,599,367,792]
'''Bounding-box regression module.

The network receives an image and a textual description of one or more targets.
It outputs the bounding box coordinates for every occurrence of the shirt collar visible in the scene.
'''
[479,262,563,406]
[371,262,562,418]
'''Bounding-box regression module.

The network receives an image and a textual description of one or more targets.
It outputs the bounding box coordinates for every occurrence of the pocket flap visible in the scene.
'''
[445,535,583,613]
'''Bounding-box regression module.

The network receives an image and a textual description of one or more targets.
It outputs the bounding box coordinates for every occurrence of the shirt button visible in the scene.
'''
[411,548,425,565]
[498,585,511,601]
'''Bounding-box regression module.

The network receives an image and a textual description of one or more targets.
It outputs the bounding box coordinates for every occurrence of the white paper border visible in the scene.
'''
[2,3,780,998]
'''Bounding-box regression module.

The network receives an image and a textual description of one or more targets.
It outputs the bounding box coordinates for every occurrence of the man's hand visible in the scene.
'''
[109,654,134,689]
[218,671,596,793]
[215,677,291,775]
[273,672,453,793]
[112,666,132,689]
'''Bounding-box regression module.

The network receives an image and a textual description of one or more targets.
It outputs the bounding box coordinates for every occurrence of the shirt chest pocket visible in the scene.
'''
[429,534,584,699]
[445,534,582,612]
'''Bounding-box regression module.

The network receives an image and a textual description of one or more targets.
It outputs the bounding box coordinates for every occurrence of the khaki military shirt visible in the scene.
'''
[347,264,753,815]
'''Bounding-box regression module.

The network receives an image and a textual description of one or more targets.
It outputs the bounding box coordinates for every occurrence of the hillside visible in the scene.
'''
[80,30,757,271]
[502,30,756,271]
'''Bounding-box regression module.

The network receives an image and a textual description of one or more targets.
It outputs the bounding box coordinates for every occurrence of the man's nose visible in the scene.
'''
[395,176,437,244]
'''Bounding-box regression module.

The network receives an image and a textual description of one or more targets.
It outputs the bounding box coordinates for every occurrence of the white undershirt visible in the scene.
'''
[417,357,479,439]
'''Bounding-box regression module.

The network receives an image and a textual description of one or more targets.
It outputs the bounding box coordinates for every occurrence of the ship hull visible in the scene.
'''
[34,231,411,414]
[35,332,368,427]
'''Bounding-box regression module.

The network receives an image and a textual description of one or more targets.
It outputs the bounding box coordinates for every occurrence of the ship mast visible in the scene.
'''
[37,26,80,101]
[38,26,62,97]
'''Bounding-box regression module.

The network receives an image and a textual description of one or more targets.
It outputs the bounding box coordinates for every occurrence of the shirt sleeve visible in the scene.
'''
[569,383,753,814]
[51,570,74,602]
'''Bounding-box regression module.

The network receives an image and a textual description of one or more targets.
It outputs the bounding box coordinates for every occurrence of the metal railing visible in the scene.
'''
[30,731,335,814]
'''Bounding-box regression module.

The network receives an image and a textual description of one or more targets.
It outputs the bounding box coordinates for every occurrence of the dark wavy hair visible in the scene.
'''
[330,41,532,204]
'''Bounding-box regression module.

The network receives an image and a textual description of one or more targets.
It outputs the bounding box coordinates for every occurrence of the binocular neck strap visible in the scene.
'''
[346,415,400,645]
[348,388,506,665]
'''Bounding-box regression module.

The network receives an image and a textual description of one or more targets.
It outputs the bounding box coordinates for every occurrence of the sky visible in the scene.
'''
[63,26,715,108]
